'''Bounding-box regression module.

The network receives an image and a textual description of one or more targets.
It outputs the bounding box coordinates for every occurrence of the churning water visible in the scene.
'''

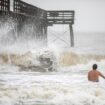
[0,21,105,105]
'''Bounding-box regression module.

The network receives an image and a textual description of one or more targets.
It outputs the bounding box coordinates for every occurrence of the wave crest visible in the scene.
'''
[59,52,105,66]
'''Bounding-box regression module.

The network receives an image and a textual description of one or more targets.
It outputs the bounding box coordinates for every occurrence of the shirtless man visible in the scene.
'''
[88,64,105,82]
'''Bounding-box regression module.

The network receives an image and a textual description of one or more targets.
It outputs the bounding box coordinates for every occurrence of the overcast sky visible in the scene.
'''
[23,0,105,33]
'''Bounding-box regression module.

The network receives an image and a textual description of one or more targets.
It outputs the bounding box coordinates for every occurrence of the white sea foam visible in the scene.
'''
[0,71,105,105]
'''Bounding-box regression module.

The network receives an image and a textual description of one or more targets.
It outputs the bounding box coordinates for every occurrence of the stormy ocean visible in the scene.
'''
[0,20,105,105]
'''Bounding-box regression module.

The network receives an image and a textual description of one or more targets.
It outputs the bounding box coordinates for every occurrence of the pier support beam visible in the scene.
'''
[43,26,47,45]
[69,24,74,47]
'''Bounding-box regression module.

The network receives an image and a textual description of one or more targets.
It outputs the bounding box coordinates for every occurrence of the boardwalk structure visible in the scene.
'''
[0,0,75,47]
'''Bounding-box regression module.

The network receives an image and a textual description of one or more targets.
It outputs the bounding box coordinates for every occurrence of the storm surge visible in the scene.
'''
[0,48,105,105]
[0,20,105,105]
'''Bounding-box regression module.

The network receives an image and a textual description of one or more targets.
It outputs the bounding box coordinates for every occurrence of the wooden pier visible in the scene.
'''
[0,0,75,47]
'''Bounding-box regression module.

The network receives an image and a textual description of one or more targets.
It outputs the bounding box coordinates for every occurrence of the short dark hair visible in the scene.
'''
[93,64,97,70]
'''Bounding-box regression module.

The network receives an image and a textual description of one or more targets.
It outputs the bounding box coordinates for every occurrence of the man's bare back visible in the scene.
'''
[88,64,105,82]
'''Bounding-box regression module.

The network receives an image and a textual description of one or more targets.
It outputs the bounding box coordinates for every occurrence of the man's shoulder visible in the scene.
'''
[88,70,93,72]
[97,70,101,74]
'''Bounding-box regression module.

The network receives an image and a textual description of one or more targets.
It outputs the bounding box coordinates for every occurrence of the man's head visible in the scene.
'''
[93,64,98,70]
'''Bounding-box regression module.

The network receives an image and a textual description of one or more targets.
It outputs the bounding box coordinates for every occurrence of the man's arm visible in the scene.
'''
[99,72,105,79]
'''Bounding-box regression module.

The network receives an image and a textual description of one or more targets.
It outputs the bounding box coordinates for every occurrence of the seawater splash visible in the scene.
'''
[0,17,46,52]
[0,18,17,45]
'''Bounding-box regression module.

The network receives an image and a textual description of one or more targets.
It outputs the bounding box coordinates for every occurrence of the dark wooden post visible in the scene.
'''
[7,0,10,11]
[43,26,47,45]
[44,27,47,39]
[39,25,42,40]
[69,24,74,47]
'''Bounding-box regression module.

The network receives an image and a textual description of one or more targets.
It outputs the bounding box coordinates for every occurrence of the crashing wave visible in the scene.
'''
[59,51,105,66]
[0,50,57,72]
[0,49,105,72]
